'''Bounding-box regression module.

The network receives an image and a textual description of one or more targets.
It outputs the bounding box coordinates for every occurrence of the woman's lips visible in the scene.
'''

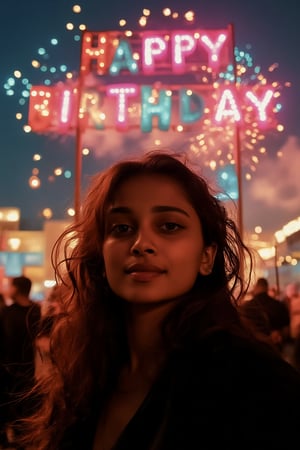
[125,263,166,282]
[128,271,164,282]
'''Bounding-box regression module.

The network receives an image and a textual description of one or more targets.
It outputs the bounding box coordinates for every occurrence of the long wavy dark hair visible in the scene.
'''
[19,150,253,449]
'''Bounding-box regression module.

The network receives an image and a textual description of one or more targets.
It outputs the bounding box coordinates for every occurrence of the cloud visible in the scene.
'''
[81,128,192,162]
[244,135,300,233]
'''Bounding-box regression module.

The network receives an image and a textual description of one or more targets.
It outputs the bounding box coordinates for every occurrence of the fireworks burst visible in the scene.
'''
[188,46,289,180]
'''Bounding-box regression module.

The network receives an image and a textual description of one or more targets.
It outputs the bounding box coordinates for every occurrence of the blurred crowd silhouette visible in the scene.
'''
[0,279,62,449]
[239,277,300,368]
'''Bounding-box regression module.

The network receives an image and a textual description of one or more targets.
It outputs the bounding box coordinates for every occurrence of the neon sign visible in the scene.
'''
[28,28,276,134]
[80,29,231,75]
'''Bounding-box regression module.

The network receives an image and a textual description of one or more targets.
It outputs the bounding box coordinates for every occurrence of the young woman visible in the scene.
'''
[19,151,300,449]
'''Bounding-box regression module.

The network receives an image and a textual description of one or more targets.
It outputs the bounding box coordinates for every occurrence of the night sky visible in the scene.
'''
[0,0,299,245]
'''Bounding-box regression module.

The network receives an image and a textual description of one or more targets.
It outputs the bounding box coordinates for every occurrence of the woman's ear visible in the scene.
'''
[199,244,217,276]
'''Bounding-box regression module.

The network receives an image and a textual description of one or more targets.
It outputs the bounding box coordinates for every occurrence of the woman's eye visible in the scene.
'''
[161,222,182,232]
[110,224,132,234]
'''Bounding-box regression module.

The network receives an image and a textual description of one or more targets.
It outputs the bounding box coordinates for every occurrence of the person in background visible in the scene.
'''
[283,282,300,371]
[17,151,300,450]
[239,277,290,354]
[42,284,63,317]
[34,285,64,381]
[0,292,8,447]
[282,282,299,308]
[268,284,280,299]
[0,276,41,447]
[0,292,6,315]
[34,315,58,381]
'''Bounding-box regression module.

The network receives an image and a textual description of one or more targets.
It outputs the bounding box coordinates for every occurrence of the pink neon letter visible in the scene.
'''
[200,32,228,68]
[172,33,196,73]
[215,89,241,122]
[107,84,137,129]
[245,89,273,121]
[61,90,71,124]
[143,36,167,73]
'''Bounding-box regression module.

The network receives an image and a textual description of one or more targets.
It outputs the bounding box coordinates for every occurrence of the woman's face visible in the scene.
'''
[103,174,216,305]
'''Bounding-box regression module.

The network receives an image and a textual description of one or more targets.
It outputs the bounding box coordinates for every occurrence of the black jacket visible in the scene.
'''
[60,330,300,450]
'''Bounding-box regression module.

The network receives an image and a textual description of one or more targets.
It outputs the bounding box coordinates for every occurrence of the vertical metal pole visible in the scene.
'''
[74,115,82,219]
[235,122,243,239]
[229,23,244,240]
[74,32,85,219]
[274,243,280,296]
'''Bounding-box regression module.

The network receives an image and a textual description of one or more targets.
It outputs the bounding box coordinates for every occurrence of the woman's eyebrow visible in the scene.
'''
[151,205,190,217]
[108,205,190,217]
[107,206,132,215]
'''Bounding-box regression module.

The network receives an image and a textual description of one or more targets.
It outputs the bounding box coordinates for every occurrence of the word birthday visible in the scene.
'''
[28,28,277,134]
[29,84,275,133]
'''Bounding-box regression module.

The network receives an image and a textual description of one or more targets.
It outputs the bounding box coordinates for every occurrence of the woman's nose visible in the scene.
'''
[130,231,156,255]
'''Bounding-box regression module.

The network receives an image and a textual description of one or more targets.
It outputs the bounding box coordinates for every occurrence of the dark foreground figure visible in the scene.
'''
[0,276,41,449]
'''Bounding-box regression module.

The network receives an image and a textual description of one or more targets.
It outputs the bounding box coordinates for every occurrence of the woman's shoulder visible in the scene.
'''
[155,330,300,449]
[171,328,300,392]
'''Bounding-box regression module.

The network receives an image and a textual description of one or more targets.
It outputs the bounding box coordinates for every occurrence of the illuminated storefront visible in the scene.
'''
[0,209,70,300]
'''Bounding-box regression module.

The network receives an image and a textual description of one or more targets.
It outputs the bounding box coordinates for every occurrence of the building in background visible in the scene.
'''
[0,207,70,301]
[249,217,300,296]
